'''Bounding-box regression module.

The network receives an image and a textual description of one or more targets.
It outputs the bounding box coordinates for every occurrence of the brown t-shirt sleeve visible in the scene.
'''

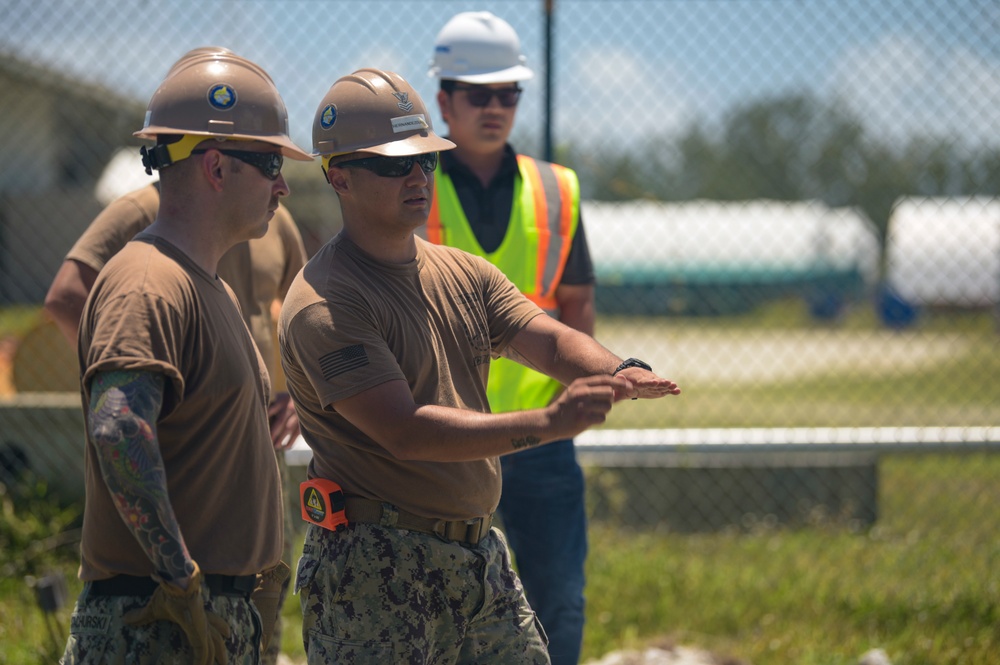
[284,300,406,410]
[66,184,159,271]
[81,289,187,415]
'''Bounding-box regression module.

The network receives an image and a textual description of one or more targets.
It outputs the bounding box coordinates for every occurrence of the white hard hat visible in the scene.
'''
[428,11,533,84]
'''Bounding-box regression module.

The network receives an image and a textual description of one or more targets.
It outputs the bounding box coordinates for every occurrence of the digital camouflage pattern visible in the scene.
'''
[297,522,550,664]
[61,585,262,664]
[262,453,295,665]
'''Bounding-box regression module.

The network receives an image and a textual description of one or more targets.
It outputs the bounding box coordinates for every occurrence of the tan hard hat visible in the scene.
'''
[164,45,236,79]
[312,68,455,161]
[135,52,311,162]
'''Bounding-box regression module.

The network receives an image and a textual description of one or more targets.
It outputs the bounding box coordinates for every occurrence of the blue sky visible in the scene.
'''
[2,0,996,152]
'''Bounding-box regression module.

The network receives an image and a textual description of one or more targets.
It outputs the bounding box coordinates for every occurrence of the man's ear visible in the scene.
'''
[437,89,452,124]
[198,149,226,192]
[327,165,351,195]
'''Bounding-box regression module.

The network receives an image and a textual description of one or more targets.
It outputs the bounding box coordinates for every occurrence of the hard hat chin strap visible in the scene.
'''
[139,144,172,175]
[140,134,219,174]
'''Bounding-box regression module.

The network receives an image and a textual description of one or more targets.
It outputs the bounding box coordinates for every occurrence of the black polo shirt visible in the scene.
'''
[439,144,595,286]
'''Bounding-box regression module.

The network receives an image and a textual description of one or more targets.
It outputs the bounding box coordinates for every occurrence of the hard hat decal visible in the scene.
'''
[435,45,451,53]
[303,486,326,521]
[207,83,238,111]
[391,114,429,134]
[320,104,337,130]
[392,92,414,113]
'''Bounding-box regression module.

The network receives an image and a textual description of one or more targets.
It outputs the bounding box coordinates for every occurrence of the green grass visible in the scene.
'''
[2,453,997,664]
[582,453,1000,665]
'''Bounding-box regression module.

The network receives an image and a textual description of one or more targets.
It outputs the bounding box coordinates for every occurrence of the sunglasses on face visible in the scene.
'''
[190,148,284,180]
[454,85,522,108]
[336,152,439,177]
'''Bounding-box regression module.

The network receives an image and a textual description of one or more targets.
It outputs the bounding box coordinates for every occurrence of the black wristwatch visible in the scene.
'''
[613,357,652,375]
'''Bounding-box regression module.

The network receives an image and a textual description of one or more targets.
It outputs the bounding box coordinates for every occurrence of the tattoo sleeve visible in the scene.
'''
[88,370,194,582]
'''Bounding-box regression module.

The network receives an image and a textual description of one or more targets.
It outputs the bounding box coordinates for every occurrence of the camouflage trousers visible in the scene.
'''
[60,583,262,664]
[296,522,550,664]
[263,449,295,665]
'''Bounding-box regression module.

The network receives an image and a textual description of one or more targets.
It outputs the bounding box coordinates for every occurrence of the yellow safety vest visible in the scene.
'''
[426,154,581,413]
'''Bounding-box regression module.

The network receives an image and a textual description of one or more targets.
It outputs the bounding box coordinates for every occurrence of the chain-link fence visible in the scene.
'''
[1,0,998,612]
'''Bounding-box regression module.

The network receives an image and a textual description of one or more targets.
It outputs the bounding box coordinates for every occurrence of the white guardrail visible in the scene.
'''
[285,426,1000,467]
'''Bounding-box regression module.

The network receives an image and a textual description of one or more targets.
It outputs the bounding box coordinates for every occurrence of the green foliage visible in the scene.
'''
[0,476,81,580]
[0,306,44,339]
[0,475,82,663]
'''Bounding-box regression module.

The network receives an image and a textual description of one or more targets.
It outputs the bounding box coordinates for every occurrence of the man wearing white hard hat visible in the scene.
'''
[425,11,598,665]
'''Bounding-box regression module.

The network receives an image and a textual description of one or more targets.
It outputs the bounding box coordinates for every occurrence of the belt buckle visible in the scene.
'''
[431,515,492,545]
[463,515,492,546]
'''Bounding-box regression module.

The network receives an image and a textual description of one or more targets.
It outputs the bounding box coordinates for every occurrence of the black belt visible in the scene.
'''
[88,573,257,598]
[344,497,493,547]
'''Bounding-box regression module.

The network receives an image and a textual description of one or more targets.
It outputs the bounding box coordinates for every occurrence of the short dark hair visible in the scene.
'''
[440,80,458,94]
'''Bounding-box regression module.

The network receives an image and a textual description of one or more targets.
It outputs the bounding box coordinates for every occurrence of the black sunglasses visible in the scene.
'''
[190,148,284,180]
[453,84,522,108]
[336,152,439,178]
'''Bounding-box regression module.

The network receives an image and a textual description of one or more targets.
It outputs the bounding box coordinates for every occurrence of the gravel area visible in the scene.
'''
[605,328,967,384]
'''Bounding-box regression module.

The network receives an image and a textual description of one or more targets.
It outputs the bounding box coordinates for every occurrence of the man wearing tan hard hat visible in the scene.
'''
[47,46,307,665]
[280,67,679,664]
[62,50,311,665]
[425,11,597,664]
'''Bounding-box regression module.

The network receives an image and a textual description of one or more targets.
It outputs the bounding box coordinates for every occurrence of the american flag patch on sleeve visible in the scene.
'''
[319,344,369,380]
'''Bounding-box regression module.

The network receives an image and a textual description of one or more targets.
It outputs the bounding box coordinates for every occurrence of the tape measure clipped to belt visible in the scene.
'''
[300,478,349,532]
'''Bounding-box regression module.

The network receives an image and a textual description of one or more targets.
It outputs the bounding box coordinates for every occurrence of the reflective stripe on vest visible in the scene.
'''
[426,155,580,314]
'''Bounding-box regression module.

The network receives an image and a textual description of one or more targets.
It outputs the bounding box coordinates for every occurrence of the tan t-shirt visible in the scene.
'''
[78,233,282,579]
[65,183,306,377]
[279,234,542,520]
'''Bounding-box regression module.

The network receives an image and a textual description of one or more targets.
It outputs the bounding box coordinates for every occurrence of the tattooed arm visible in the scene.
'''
[88,369,195,589]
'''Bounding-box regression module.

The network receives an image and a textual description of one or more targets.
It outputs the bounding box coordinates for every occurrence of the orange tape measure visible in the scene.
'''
[300,478,349,532]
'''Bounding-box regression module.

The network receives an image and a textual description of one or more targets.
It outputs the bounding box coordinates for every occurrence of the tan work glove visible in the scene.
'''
[251,560,290,651]
[123,561,231,665]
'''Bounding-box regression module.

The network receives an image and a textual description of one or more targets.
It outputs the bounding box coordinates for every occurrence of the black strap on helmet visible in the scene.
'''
[139,144,173,175]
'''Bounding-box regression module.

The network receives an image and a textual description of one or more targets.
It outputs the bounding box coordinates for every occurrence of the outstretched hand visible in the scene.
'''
[613,367,681,401]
